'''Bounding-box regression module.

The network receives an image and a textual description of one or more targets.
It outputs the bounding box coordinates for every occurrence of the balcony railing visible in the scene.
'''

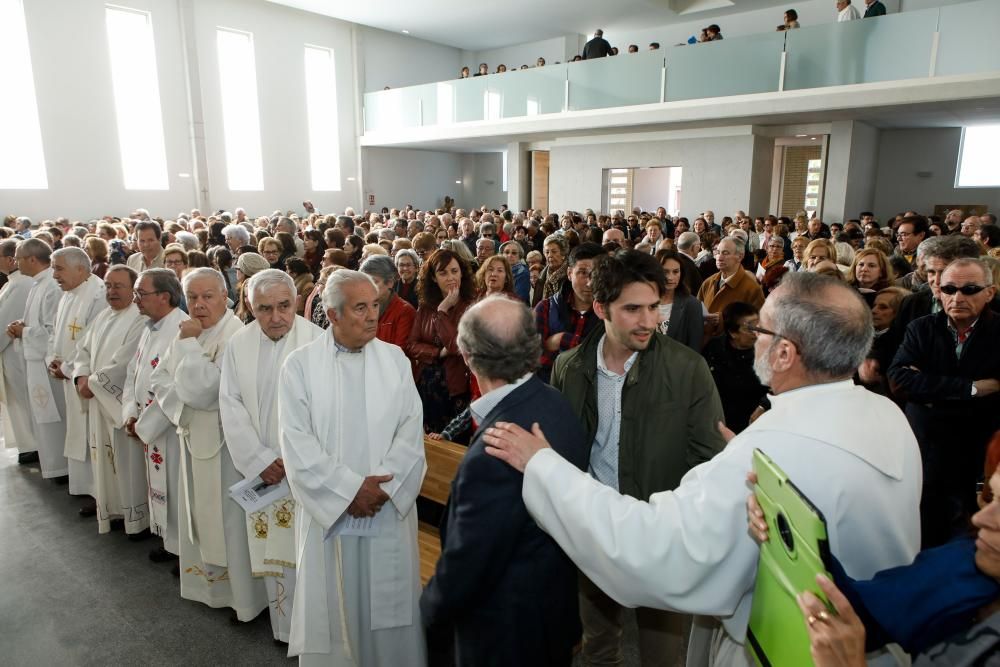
[363,0,1000,134]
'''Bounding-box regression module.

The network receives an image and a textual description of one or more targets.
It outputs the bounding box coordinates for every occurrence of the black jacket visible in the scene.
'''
[420,376,587,667]
[582,36,612,59]
[702,335,768,433]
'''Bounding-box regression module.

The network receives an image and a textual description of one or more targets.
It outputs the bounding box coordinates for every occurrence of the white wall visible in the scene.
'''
[360,27,461,92]
[460,153,505,209]
[547,133,766,218]
[362,147,463,212]
[462,35,577,72]
[873,127,1000,217]
[632,167,677,213]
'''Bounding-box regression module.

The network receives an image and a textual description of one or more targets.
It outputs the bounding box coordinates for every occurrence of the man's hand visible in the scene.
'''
[857,358,881,385]
[178,318,203,340]
[125,417,138,438]
[260,458,285,485]
[974,379,1000,397]
[7,321,24,339]
[48,360,67,380]
[717,420,736,444]
[346,474,393,518]
[704,312,721,327]
[483,421,551,473]
[76,376,94,399]
[749,405,767,424]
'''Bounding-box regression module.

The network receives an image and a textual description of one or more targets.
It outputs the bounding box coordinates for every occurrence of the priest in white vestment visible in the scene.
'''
[8,239,68,482]
[150,267,266,620]
[0,239,39,462]
[126,268,189,561]
[73,265,148,534]
[220,269,322,642]
[280,269,427,666]
[482,273,922,667]
[47,247,108,502]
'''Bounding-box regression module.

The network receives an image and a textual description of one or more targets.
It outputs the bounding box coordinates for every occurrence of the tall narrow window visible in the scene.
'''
[502,150,508,192]
[957,125,1000,187]
[217,28,263,191]
[0,0,47,188]
[303,45,340,191]
[105,6,169,190]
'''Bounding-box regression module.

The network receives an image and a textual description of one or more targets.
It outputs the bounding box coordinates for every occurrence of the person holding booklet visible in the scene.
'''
[220,269,322,643]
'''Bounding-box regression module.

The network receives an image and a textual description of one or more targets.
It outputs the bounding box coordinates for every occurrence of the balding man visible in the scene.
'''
[697,237,765,339]
[601,227,626,247]
[73,265,148,535]
[151,267,267,620]
[485,272,921,667]
[220,269,323,642]
[889,258,1000,548]
[960,216,982,238]
[48,247,108,507]
[8,239,68,482]
[421,296,587,666]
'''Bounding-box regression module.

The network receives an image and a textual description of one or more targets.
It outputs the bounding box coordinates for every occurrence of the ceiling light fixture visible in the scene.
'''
[455,180,462,184]
[401,29,409,34]
[795,134,807,137]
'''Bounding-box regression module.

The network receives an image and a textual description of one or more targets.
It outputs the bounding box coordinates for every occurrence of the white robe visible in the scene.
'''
[220,316,322,641]
[22,268,67,479]
[74,304,148,533]
[152,312,267,621]
[48,275,107,497]
[128,306,189,554]
[279,333,426,665]
[0,271,37,454]
[521,380,921,666]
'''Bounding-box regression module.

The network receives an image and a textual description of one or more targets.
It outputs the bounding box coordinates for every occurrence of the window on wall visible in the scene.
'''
[956,125,1000,187]
[0,0,47,189]
[606,168,633,215]
[105,5,169,190]
[217,28,264,191]
[303,45,340,191]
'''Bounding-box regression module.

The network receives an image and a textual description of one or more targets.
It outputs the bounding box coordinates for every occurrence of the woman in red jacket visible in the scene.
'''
[405,248,476,433]
[359,254,415,350]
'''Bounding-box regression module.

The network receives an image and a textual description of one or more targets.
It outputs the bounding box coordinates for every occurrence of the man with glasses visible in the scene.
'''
[889,258,1000,549]
[893,215,927,274]
[697,237,764,339]
[123,268,188,571]
[483,272,921,667]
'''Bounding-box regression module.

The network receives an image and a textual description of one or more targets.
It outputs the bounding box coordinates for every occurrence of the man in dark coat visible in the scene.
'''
[420,295,587,667]
[582,28,613,59]
[863,0,887,17]
[889,258,1000,549]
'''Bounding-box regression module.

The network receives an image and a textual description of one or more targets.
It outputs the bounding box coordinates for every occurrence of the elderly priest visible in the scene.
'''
[220,269,322,642]
[150,267,266,620]
[279,269,427,666]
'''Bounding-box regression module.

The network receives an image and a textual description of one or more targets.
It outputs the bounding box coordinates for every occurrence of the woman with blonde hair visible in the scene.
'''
[848,248,894,303]
[475,255,515,298]
[804,238,837,270]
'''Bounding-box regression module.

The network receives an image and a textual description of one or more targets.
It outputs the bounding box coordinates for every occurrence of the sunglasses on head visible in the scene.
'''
[940,284,988,296]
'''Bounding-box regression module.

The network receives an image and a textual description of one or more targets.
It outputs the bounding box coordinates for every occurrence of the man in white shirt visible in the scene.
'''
[0,239,38,463]
[126,221,166,273]
[483,272,922,667]
[837,0,861,21]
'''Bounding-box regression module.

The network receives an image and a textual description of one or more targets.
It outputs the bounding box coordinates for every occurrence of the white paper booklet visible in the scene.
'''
[228,476,290,513]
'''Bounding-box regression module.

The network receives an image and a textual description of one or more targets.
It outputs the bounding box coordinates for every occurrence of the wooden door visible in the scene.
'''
[531,151,549,214]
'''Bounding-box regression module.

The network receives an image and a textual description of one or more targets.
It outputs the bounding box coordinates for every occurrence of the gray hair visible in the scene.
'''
[181,266,227,295]
[360,255,398,284]
[322,269,376,317]
[16,216,32,229]
[395,248,420,267]
[175,231,199,252]
[943,257,991,284]
[920,234,981,263]
[457,295,540,383]
[222,223,250,245]
[834,242,855,267]
[62,235,82,248]
[0,239,18,258]
[499,240,524,260]
[717,236,744,256]
[17,237,50,262]
[246,268,296,307]
[768,272,873,379]
[52,246,92,272]
[139,268,183,307]
[677,231,700,251]
[543,234,568,255]
[71,226,89,239]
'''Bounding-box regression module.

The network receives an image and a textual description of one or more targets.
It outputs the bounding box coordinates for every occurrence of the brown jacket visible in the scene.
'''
[697,268,765,338]
[405,300,472,397]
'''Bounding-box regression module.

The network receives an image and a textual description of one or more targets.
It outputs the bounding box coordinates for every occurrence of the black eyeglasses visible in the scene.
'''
[940,284,988,296]
[133,289,163,299]
[743,323,801,351]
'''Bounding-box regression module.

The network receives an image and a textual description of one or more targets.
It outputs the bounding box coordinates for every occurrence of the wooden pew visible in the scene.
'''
[418,436,465,585]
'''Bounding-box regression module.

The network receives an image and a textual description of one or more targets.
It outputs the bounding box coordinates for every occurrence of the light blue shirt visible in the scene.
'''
[589,334,637,491]
[469,373,533,425]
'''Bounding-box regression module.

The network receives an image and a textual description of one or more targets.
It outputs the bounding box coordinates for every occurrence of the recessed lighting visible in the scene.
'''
[810,137,817,140]
[178,172,191,178]
[401,29,409,34]
[455,180,462,184]
[795,134,807,137]
[346,177,356,181]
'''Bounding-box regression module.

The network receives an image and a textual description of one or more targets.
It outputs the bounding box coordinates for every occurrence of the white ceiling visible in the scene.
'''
[266,0,790,51]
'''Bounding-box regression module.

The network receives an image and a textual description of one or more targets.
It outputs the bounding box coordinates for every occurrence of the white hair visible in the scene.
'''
[175,231,199,252]
[181,267,226,294]
[246,268,296,307]
[222,223,251,246]
[322,269,375,317]
[51,246,92,272]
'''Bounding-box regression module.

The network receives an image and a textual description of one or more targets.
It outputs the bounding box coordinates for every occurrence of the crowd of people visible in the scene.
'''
[1,194,998,665]
[455,0,889,79]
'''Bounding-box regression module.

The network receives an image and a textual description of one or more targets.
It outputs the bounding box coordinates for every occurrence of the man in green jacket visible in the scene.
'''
[552,249,726,667]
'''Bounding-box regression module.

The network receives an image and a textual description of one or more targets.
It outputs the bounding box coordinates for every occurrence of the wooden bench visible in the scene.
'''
[418,436,465,585]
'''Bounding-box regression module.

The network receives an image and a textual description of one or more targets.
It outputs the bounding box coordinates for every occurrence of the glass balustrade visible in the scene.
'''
[362,1,999,134]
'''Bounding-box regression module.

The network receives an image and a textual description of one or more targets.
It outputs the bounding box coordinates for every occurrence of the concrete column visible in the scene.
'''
[825,121,880,223]
[505,142,531,212]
